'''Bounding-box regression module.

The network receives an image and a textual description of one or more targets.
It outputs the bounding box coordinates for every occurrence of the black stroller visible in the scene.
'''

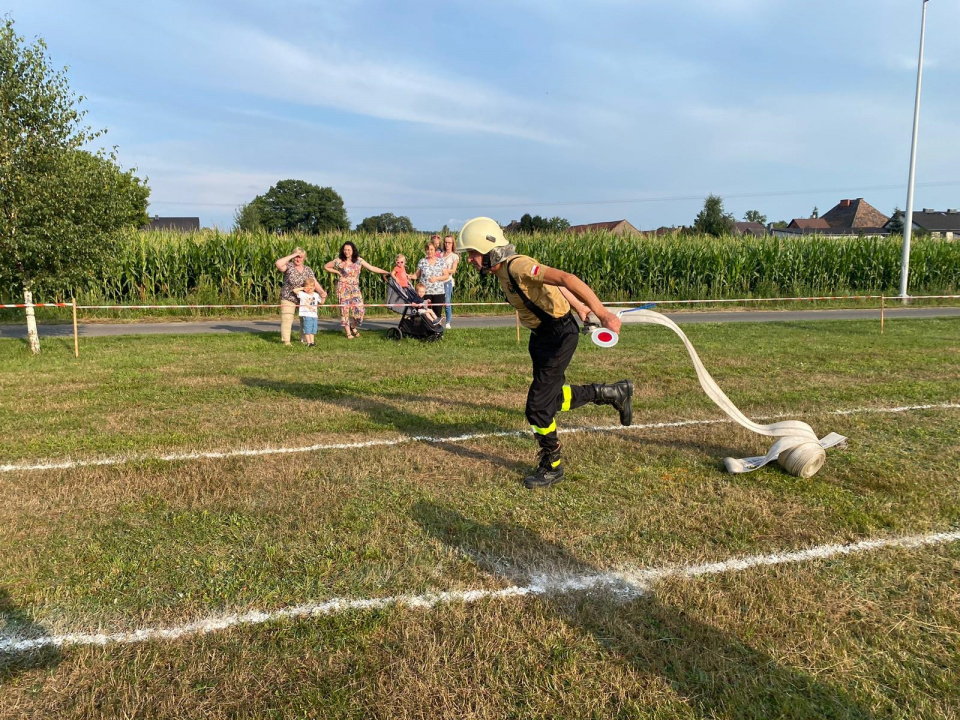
[385,276,445,342]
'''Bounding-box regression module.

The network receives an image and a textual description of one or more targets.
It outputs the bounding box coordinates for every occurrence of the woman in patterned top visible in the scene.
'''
[412,239,450,311]
[275,246,318,346]
[324,241,389,339]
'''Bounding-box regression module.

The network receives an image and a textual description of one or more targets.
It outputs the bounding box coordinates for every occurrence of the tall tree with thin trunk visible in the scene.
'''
[0,18,149,352]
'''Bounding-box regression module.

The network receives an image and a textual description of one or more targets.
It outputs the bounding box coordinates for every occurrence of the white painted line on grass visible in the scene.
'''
[2,529,958,655]
[2,403,958,474]
[829,402,960,415]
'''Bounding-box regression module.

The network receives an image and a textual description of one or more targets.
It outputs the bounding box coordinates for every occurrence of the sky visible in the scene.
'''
[7,0,960,232]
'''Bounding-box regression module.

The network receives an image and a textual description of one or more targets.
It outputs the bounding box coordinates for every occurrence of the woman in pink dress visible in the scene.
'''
[324,241,388,339]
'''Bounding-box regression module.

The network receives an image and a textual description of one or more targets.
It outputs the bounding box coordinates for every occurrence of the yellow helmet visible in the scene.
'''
[456,217,508,254]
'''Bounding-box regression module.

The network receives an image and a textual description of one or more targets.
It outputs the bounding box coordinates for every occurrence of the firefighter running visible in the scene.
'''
[456,217,633,489]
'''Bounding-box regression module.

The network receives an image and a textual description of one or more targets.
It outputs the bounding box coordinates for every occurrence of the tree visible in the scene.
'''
[743,210,767,225]
[516,213,570,233]
[233,200,264,233]
[771,220,788,229]
[235,179,349,234]
[0,18,149,351]
[693,195,735,237]
[356,212,415,234]
[887,207,904,234]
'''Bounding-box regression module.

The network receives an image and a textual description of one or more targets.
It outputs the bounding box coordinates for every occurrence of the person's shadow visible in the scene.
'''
[412,501,875,719]
[0,589,62,682]
[240,379,529,474]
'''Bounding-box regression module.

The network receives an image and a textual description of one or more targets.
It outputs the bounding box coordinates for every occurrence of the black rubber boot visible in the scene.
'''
[524,445,564,489]
[593,379,634,426]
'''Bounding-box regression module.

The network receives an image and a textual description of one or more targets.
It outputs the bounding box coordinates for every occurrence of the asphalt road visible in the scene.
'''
[1,307,958,338]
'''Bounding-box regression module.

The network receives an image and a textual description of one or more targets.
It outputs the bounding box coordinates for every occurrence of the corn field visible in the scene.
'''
[4,229,960,313]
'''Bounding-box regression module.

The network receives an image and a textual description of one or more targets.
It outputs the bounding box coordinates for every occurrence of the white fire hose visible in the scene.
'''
[595,309,847,478]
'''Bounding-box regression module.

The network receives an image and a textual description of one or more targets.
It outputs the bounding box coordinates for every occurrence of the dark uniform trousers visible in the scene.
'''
[526,313,596,450]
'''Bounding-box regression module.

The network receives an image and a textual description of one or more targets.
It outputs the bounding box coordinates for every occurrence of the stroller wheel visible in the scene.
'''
[387,327,402,341]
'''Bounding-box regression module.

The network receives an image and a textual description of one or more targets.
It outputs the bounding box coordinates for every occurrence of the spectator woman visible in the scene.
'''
[412,239,450,311]
[324,241,388,339]
[275,246,317,346]
[440,234,459,329]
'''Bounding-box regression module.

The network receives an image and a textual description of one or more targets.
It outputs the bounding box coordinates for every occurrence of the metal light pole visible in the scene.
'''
[899,0,930,299]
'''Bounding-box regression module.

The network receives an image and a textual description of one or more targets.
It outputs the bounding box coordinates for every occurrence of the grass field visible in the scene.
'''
[1,318,959,718]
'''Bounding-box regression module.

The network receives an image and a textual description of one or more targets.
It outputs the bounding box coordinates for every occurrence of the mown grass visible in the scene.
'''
[1,319,959,718]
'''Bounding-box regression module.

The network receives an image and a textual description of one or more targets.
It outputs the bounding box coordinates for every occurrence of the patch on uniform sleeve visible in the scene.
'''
[531,265,540,276]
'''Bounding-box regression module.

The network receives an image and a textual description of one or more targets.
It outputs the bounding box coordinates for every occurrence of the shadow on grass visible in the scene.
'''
[432,441,529,477]
[208,321,278,341]
[205,317,369,344]
[614,432,742,473]
[240,379,512,434]
[0,589,62,682]
[240,378,527,475]
[412,501,875,720]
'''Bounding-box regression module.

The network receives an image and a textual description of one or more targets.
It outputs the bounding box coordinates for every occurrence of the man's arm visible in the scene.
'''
[539,267,620,333]
[557,286,591,323]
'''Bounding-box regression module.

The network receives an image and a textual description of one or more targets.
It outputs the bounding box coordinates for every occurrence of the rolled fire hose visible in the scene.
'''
[613,309,847,478]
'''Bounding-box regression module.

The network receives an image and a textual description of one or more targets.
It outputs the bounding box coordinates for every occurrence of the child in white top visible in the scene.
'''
[293,278,327,346]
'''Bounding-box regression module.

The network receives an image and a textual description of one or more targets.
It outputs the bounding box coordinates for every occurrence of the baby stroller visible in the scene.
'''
[385,275,445,342]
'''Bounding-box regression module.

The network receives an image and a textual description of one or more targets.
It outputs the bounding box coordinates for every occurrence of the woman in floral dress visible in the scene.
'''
[324,241,388,339]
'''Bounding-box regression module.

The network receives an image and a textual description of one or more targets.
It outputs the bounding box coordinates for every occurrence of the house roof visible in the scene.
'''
[568,220,639,234]
[821,198,889,230]
[733,221,766,236]
[142,216,201,232]
[788,217,831,230]
[909,209,960,232]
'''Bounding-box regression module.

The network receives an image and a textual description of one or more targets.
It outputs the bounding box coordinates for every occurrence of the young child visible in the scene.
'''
[414,282,440,324]
[293,278,327,346]
[391,254,410,288]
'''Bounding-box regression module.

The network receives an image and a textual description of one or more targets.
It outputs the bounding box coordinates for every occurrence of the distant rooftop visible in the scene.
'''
[568,219,640,236]
[821,198,889,230]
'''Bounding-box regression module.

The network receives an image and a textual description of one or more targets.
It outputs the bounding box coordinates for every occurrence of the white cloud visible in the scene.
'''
[674,91,915,171]
[181,23,570,145]
[134,141,531,230]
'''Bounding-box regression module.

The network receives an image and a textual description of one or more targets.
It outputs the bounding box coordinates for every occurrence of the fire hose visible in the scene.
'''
[595,309,847,478]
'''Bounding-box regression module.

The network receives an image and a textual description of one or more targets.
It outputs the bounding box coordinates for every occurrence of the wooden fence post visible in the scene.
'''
[72,299,79,357]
